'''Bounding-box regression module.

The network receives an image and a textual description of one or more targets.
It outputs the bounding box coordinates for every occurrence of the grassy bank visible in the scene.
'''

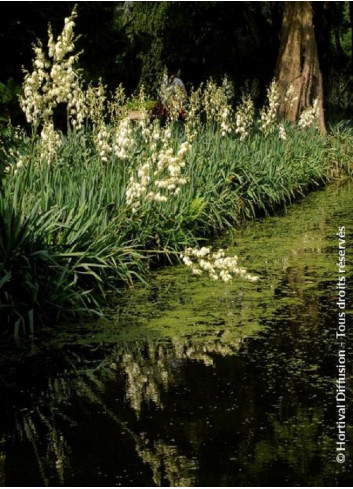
[1,120,352,337]
[1,10,353,336]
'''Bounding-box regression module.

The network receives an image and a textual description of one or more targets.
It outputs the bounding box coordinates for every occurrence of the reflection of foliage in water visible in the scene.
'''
[136,438,198,487]
[118,336,246,415]
[235,408,335,486]
[76,375,199,487]
[3,330,248,485]
[1,180,353,486]
[10,376,75,486]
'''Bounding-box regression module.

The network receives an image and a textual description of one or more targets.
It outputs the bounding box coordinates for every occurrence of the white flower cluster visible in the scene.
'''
[47,48,77,107]
[2,127,28,175]
[85,82,107,127]
[159,72,186,122]
[135,87,157,143]
[203,78,234,136]
[203,80,218,122]
[20,45,51,123]
[48,13,86,129]
[278,123,287,141]
[4,158,25,176]
[93,117,135,163]
[48,14,75,61]
[126,124,191,212]
[167,86,186,122]
[40,120,61,163]
[94,124,111,163]
[284,84,298,109]
[259,80,280,137]
[85,83,131,161]
[19,8,90,166]
[68,83,87,129]
[220,106,233,137]
[112,117,135,160]
[180,247,260,283]
[185,84,203,141]
[20,9,81,127]
[298,98,320,130]
[235,93,254,141]
[153,139,190,191]
[221,75,234,101]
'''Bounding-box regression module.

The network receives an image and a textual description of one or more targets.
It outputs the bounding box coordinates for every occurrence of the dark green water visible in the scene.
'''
[0,180,352,486]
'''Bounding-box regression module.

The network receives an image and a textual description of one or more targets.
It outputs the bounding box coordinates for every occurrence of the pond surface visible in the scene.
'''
[0,180,352,486]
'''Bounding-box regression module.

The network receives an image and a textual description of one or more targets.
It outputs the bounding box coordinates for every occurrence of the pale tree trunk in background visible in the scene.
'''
[276,1,326,134]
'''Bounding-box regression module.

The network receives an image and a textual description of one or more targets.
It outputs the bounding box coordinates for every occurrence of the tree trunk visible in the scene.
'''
[275,1,326,134]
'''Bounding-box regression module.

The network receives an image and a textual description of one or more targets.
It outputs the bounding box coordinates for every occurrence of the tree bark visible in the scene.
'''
[275,1,326,134]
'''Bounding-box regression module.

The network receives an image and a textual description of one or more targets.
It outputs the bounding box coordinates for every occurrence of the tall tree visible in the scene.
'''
[275,1,326,133]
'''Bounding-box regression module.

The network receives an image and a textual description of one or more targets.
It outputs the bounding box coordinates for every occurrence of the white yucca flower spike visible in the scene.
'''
[203,77,234,136]
[126,121,191,212]
[185,84,203,141]
[235,93,254,141]
[94,124,111,163]
[298,99,320,130]
[278,123,287,141]
[20,7,81,129]
[259,79,280,137]
[284,84,298,108]
[40,120,61,163]
[112,117,135,160]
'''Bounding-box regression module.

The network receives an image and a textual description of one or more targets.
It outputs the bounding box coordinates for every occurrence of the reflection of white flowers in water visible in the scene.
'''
[121,350,164,415]
[180,247,259,283]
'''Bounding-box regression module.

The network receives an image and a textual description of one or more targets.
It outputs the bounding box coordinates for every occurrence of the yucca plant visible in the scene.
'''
[1,7,352,337]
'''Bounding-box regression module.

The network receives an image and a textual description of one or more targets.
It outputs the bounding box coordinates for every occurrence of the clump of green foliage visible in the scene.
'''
[1,10,352,337]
